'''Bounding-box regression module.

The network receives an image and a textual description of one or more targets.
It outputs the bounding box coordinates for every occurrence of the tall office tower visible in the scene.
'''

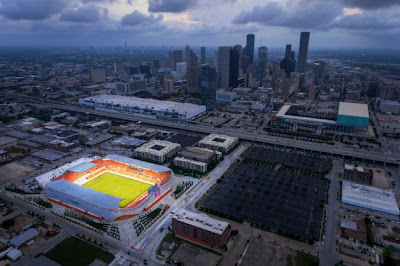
[201,47,206,64]
[297,32,310,73]
[245,34,255,63]
[313,60,327,85]
[229,46,241,88]
[114,62,124,76]
[175,62,187,80]
[257,46,268,81]
[169,50,184,71]
[187,64,201,93]
[241,55,250,74]
[201,64,217,99]
[185,44,196,64]
[280,44,296,77]
[217,46,231,89]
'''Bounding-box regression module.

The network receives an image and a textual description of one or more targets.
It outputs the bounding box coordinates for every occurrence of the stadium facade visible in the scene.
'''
[37,155,176,221]
[79,95,206,120]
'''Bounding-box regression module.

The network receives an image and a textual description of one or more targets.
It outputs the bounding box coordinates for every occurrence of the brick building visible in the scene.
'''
[343,164,373,185]
[172,209,230,248]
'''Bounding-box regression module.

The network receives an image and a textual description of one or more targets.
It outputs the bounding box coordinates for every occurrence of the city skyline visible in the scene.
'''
[0,0,399,49]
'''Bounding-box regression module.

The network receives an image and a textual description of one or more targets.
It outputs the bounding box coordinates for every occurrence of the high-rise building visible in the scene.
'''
[280,44,296,77]
[257,46,268,81]
[229,45,241,88]
[139,65,151,78]
[313,60,327,84]
[201,64,217,99]
[113,62,124,76]
[217,46,231,89]
[297,32,310,73]
[187,64,201,93]
[175,62,187,80]
[244,34,255,63]
[169,50,184,71]
[201,47,206,64]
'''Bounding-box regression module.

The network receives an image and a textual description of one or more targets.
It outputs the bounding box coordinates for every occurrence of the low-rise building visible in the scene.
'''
[134,140,181,163]
[216,89,237,102]
[379,100,400,114]
[172,209,230,248]
[343,164,373,185]
[198,134,238,154]
[173,147,220,173]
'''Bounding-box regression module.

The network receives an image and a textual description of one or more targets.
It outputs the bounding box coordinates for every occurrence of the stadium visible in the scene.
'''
[36,155,176,221]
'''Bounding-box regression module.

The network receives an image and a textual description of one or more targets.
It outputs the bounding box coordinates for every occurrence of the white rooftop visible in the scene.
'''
[81,95,206,118]
[135,140,181,157]
[173,209,229,235]
[342,180,400,216]
[199,134,238,149]
[338,102,369,118]
[344,164,364,172]
[276,104,336,125]
[35,157,95,188]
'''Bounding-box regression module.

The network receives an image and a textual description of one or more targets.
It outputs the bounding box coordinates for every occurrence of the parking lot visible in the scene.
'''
[246,147,331,174]
[200,148,329,242]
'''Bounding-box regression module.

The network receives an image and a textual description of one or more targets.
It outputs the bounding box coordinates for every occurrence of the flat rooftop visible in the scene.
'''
[135,140,181,157]
[173,209,229,235]
[338,102,369,118]
[199,134,238,148]
[342,180,399,215]
[179,147,215,161]
[81,95,206,117]
[276,105,336,125]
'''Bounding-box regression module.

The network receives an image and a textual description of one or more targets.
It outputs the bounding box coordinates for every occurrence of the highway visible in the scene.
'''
[319,159,340,266]
[6,93,397,167]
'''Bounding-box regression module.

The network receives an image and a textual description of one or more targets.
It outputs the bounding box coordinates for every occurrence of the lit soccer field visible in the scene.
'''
[82,172,153,208]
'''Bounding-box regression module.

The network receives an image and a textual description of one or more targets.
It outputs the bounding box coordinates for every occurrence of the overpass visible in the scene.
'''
[4,94,400,167]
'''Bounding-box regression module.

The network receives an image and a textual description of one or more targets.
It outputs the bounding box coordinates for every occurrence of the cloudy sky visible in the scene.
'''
[0,0,399,49]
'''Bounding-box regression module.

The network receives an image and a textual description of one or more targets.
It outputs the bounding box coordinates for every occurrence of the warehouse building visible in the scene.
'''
[79,95,206,120]
[134,140,181,163]
[379,100,400,114]
[342,180,399,216]
[198,134,239,154]
[172,209,230,248]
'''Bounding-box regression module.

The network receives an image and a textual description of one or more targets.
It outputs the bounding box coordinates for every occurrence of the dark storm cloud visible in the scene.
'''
[0,0,69,20]
[148,0,197,13]
[121,10,163,26]
[340,0,400,10]
[233,1,341,29]
[59,5,104,23]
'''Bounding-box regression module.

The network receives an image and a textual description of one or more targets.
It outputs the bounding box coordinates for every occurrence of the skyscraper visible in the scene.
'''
[201,47,206,64]
[169,50,183,71]
[244,34,255,64]
[217,46,231,89]
[280,44,296,77]
[257,46,268,81]
[229,45,241,88]
[187,64,201,93]
[201,64,217,99]
[297,32,310,73]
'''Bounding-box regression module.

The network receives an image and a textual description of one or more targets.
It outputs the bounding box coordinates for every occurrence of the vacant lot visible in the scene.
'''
[0,161,37,185]
[45,236,114,266]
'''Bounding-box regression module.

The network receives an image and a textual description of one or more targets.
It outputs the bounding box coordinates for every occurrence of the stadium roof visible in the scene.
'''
[104,154,171,173]
[47,180,121,209]
[276,105,336,125]
[338,102,369,118]
[67,162,97,173]
[342,180,399,215]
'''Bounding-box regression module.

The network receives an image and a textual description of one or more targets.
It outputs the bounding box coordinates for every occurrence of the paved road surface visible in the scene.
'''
[319,159,340,266]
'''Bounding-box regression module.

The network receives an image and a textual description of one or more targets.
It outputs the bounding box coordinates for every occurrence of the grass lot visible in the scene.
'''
[287,252,319,266]
[83,172,152,207]
[45,237,114,266]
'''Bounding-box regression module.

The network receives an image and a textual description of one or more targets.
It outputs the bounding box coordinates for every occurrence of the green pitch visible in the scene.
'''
[82,172,152,208]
